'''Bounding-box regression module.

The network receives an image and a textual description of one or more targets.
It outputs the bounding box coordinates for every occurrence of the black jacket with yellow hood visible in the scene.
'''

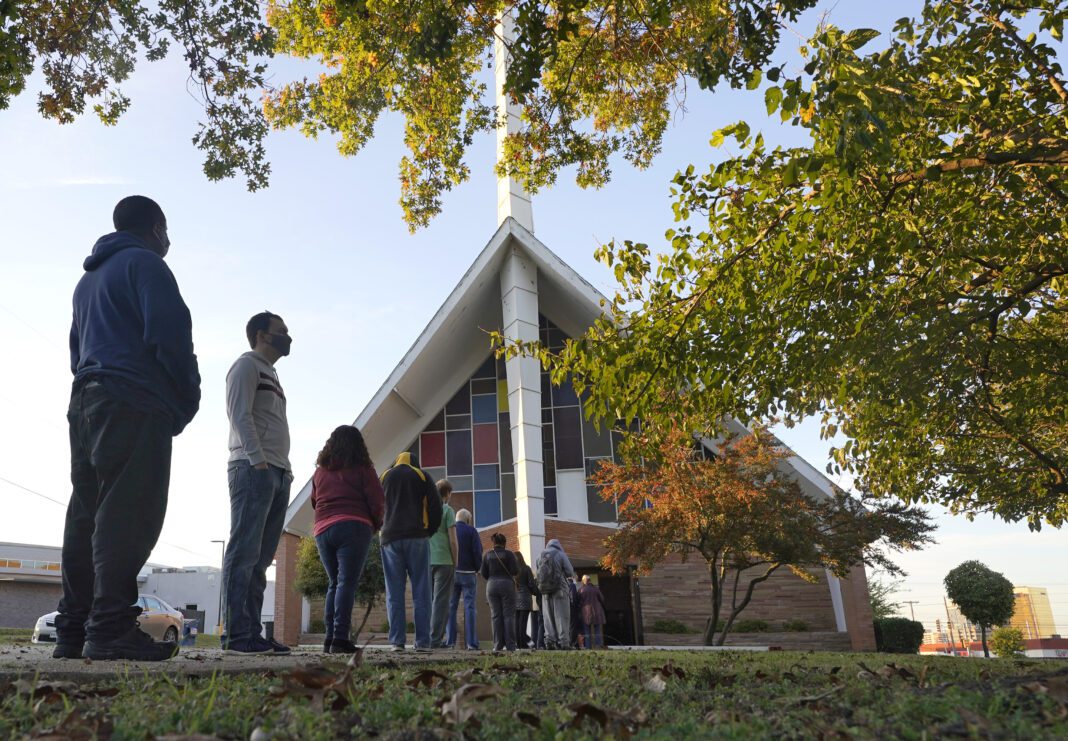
[379,452,443,546]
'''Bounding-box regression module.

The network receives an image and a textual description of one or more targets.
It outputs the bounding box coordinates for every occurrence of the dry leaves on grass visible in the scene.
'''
[561,703,648,739]
[30,708,114,740]
[407,670,450,689]
[438,683,506,727]
[268,665,357,712]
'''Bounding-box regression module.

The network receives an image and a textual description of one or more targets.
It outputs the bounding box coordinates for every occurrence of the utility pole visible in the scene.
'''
[903,600,920,621]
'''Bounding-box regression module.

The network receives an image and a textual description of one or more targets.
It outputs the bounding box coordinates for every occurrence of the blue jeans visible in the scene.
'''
[314,520,373,641]
[447,571,479,649]
[584,623,604,649]
[223,460,291,645]
[381,537,431,649]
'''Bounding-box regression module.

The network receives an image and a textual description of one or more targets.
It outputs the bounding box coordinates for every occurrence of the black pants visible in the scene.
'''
[515,609,531,648]
[56,382,172,644]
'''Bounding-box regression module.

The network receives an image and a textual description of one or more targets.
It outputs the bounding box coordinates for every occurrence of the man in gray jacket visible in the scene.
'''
[536,539,575,650]
[222,311,293,654]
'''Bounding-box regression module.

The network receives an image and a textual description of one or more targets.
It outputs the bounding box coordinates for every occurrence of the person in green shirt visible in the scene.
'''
[429,479,458,648]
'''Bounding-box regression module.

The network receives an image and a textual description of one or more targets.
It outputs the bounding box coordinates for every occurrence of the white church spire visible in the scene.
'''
[494,10,534,232]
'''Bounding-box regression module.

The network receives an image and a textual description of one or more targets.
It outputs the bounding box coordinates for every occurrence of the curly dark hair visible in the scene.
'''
[316,425,372,470]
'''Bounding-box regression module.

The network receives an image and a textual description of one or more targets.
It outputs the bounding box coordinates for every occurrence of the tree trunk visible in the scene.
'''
[352,599,376,644]
[981,624,989,658]
[704,560,721,646]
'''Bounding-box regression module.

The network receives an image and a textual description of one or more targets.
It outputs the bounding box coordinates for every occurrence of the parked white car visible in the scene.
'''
[32,594,185,643]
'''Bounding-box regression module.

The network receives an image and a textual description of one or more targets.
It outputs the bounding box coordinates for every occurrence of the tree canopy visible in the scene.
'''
[944,559,1015,657]
[0,0,274,188]
[533,0,1068,528]
[262,0,819,229]
[594,426,934,645]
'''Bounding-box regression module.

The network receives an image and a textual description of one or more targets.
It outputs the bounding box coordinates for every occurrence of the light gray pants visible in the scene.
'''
[543,589,571,649]
[430,564,455,648]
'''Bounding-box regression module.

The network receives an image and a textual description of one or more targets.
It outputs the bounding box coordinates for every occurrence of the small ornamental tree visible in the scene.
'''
[294,536,385,642]
[944,560,1016,658]
[990,626,1026,658]
[868,572,904,621]
[594,426,935,645]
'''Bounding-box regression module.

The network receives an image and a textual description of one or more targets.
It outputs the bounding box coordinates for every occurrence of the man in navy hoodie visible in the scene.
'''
[55,196,200,662]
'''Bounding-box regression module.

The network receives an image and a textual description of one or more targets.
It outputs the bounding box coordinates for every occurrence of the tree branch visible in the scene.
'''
[891,147,1068,186]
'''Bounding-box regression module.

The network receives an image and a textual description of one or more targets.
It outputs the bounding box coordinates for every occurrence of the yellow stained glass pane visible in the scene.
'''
[497,380,509,413]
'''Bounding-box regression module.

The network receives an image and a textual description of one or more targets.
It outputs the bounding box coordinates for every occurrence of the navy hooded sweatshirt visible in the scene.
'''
[70,232,201,434]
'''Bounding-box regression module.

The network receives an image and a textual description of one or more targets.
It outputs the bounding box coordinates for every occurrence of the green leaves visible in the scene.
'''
[538,1,1068,528]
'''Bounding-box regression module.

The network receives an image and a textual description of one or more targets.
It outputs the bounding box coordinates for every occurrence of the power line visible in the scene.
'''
[0,473,212,560]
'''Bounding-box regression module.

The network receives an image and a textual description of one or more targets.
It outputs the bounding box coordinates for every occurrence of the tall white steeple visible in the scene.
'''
[494,11,534,232]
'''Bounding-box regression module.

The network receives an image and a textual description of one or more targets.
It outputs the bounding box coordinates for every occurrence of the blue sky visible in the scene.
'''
[1,1,1064,633]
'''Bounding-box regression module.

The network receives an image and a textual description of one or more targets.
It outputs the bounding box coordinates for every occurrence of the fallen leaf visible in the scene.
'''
[439,683,506,725]
[407,670,449,689]
[643,673,668,693]
[780,685,843,707]
[514,710,541,728]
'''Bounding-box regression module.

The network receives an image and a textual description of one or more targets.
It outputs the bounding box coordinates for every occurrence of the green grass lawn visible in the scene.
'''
[0,628,32,644]
[1,651,1066,739]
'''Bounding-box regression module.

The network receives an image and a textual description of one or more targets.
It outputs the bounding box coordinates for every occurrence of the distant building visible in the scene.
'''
[1011,586,1058,638]
[944,601,982,644]
[0,541,63,629]
[0,542,272,636]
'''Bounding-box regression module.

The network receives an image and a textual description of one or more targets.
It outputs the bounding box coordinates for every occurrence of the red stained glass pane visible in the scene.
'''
[472,423,499,464]
[420,431,445,468]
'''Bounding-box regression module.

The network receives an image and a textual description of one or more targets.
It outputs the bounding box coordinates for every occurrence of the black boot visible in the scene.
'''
[329,638,358,654]
[84,626,178,661]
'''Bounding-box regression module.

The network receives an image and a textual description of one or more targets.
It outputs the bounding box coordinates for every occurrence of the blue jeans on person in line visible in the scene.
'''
[381,536,432,649]
[446,571,479,649]
[223,460,291,646]
[584,623,604,649]
[314,520,373,642]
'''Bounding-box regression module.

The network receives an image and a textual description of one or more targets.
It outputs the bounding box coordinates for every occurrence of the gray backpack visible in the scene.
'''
[536,549,565,593]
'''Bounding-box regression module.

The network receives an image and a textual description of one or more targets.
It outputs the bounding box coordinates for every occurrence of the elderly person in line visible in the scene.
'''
[578,575,607,649]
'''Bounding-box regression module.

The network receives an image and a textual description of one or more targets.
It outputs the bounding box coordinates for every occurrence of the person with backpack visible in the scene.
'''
[535,539,574,650]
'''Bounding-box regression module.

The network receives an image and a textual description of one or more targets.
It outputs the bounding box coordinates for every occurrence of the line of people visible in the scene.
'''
[54,195,606,661]
[311,436,609,653]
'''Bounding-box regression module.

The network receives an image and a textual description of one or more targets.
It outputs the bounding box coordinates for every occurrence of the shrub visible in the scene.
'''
[650,619,694,634]
[990,627,1026,658]
[309,618,326,634]
[733,619,770,633]
[782,619,809,632]
[874,617,924,653]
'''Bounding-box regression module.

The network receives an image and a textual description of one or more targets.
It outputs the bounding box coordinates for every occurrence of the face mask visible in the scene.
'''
[269,333,292,356]
[154,225,170,257]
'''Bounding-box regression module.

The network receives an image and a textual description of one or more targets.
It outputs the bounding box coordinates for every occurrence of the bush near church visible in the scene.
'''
[990,627,1026,658]
[874,617,924,654]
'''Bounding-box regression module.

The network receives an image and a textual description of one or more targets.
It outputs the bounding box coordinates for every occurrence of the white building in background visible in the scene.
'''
[0,542,273,636]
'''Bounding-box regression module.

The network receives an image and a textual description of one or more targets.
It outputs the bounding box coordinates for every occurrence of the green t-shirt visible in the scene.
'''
[429,503,456,566]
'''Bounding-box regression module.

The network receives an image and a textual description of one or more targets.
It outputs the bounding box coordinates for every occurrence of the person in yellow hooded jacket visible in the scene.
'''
[379,452,443,652]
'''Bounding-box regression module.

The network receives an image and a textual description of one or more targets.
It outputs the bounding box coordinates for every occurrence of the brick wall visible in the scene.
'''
[643,631,853,651]
[638,557,840,634]
[274,532,302,646]
[0,581,62,628]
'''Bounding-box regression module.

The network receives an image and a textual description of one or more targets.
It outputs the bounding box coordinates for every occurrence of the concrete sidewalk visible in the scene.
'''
[0,643,485,683]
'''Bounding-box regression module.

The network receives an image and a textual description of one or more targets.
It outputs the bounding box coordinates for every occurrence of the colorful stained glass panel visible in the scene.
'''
[420,432,445,468]
[472,424,499,464]
[471,394,497,424]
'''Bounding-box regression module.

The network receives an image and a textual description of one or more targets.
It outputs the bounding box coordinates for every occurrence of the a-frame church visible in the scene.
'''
[271,12,875,650]
[270,217,876,650]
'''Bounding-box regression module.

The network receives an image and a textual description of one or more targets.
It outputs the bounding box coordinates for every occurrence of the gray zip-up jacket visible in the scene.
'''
[225,351,290,470]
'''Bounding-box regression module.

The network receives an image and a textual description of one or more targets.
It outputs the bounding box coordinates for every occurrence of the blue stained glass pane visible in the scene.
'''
[474,464,499,490]
[471,394,497,424]
[446,431,472,476]
[475,490,502,528]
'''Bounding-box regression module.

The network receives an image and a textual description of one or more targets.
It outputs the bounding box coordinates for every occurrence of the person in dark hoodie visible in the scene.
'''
[56,196,200,662]
[379,452,443,652]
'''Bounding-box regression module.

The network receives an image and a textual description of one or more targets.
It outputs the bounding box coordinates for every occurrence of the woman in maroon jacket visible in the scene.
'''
[311,425,385,654]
